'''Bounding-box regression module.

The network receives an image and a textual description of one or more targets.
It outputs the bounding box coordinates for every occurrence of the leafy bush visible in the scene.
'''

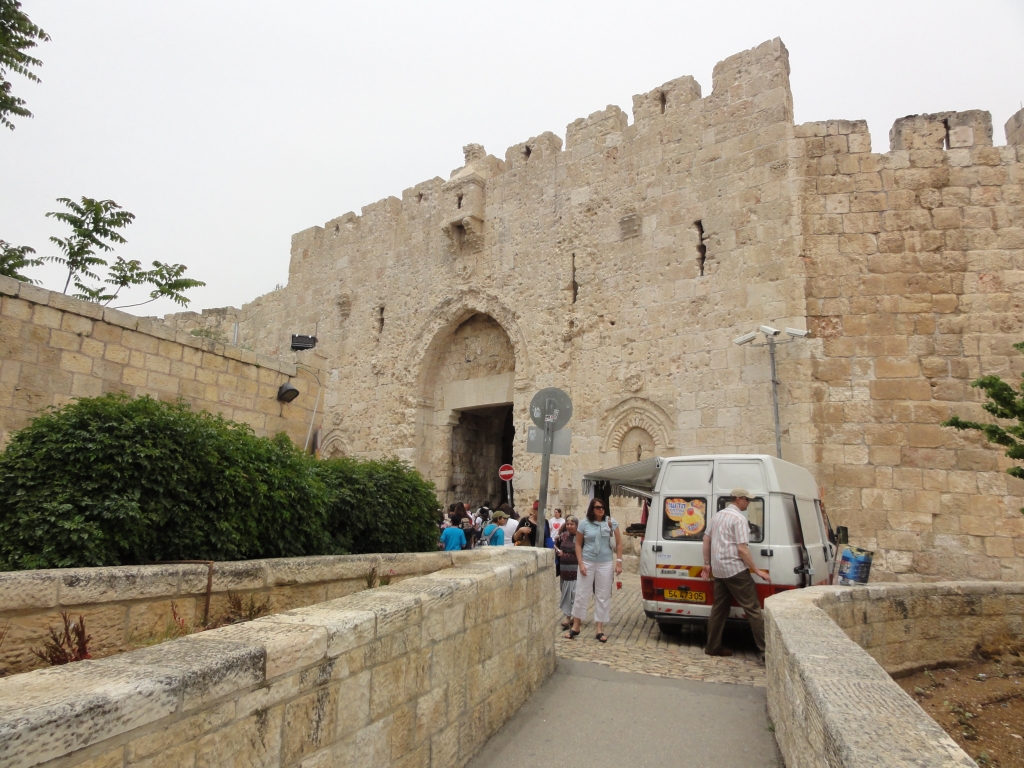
[0,393,333,569]
[316,457,440,555]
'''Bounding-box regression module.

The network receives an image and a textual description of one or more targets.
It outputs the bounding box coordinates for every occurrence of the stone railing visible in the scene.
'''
[0,547,556,768]
[764,583,1024,767]
[0,550,479,676]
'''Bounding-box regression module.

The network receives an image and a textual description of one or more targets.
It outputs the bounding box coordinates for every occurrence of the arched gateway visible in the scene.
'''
[406,292,530,506]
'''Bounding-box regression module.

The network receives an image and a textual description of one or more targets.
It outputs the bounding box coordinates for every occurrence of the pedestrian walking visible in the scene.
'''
[700,488,770,660]
[554,515,579,630]
[439,522,466,551]
[567,498,622,643]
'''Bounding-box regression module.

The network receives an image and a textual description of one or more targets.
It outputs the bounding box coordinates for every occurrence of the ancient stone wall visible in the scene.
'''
[797,114,1024,581]
[0,276,315,449]
[163,39,1024,580]
[0,548,555,768]
[765,582,1024,767]
[0,551,456,677]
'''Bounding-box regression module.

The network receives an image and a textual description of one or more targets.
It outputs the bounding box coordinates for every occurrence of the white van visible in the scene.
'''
[582,454,836,634]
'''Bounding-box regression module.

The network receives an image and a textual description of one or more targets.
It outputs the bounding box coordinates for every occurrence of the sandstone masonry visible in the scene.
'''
[161,38,1022,582]
[0,276,316,449]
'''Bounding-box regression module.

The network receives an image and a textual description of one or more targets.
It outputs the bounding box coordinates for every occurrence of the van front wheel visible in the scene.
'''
[657,621,682,636]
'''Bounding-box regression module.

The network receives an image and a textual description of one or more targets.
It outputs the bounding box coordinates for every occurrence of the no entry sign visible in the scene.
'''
[498,464,515,482]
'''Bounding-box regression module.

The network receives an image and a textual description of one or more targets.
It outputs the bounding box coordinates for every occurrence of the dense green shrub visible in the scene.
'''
[315,457,441,555]
[0,394,334,570]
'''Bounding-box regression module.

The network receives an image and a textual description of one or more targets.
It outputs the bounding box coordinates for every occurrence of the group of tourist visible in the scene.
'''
[438,495,625,644]
[438,500,570,551]
[438,488,766,656]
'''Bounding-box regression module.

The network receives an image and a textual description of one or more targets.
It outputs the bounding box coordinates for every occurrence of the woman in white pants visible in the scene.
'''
[566,498,622,643]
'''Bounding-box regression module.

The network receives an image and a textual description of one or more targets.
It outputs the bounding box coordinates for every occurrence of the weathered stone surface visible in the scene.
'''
[97,635,265,711]
[204,618,327,680]
[765,584,1007,767]
[1,548,553,768]
[0,663,180,768]
[58,566,181,606]
[265,606,376,658]
[0,570,59,611]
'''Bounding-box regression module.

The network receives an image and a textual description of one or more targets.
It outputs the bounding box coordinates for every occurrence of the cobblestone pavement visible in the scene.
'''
[554,573,766,687]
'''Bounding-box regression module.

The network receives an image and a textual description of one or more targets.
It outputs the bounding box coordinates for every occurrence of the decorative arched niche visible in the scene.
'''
[602,397,674,459]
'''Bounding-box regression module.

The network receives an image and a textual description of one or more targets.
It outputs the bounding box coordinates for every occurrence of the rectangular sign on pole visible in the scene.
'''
[526,426,571,455]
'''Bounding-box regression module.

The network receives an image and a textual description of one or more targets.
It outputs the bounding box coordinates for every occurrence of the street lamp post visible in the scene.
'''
[734,325,809,459]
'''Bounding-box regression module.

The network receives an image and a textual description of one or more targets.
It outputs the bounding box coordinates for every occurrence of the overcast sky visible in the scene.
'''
[2,0,1023,317]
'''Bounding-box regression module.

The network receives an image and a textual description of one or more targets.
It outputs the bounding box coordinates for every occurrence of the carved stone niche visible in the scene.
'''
[441,173,485,253]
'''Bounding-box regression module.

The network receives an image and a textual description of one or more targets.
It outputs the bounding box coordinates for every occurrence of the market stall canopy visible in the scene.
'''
[581,457,663,500]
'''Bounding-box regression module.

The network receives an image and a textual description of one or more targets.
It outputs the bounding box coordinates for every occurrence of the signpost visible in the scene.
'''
[529,387,573,550]
[498,464,514,506]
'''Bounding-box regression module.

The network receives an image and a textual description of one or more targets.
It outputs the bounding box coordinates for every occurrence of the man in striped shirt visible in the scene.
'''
[700,488,770,659]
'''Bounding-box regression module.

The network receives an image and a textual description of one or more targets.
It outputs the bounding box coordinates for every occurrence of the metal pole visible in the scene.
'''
[768,336,782,459]
[535,398,554,549]
[296,364,323,454]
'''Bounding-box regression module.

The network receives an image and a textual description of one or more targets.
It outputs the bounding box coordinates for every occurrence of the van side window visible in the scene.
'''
[663,497,708,540]
[715,496,765,543]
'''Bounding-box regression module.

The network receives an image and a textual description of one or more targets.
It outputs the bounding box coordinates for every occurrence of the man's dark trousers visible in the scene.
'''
[704,571,766,654]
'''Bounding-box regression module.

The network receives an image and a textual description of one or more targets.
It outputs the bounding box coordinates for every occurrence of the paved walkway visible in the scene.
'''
[466,659,780,768]
[554,573,765,687]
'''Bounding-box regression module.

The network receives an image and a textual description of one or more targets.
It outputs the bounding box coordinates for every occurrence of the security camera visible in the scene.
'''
[733,331,757,346]
[759,325,781,337]
[785,327,809,338]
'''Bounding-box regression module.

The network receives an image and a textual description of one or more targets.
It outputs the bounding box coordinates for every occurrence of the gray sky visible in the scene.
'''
[3,0,1023,317]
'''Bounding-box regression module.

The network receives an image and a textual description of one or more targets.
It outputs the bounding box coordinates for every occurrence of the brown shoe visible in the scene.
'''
[704,648,734,657]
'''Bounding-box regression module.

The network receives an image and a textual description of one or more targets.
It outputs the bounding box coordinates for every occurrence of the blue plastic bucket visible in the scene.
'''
[838,546,874,585]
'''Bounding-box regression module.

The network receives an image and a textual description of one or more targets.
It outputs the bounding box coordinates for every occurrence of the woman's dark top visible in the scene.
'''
[515,516,550,547]
[555,529,578,581]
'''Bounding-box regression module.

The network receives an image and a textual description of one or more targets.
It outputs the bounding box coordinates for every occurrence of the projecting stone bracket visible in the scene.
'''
[442,168,486,254]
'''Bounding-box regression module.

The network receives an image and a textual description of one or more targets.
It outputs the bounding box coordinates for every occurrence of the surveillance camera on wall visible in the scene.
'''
[733,331,758,346]
[759,325,781,336]
[785,327,809,338]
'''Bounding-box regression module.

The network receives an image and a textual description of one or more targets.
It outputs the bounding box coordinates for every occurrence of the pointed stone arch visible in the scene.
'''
[319,430,349,459]
[403,288,532,403]
[402,289,531,502]
[602,397,675,455]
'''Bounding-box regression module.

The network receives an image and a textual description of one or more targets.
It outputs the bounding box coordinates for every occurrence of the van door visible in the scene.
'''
[712,460,771,586]
[654,460,714,611]
[773,494,808,587]
[796,497,830,586]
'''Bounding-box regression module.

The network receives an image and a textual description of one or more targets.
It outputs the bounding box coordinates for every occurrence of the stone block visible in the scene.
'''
[59,565,181,605]
[194,706,283,768]
[265,606,376,658]
[281,683,339,764]
[0,569,59,611]
[203,618,327,680]
[0,662,181,766]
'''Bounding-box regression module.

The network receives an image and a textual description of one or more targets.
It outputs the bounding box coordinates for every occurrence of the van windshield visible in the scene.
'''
[663,497,708,540]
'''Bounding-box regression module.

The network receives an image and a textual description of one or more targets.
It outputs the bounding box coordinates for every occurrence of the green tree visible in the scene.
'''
[943,341,1024,511]
[0,238,41,282]
[44,196,205,308]
[0,0,50,130]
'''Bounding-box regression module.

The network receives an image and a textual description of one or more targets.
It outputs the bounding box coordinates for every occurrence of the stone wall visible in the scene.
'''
[798,115,1024,581]
[0,551,462,677]
[162,38,1024,580]
[0,547,556,768]
[0,276,316,449]
[764,583,1024,766]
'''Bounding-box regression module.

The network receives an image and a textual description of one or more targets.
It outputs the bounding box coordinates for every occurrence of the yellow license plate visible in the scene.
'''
[663,589,706,603]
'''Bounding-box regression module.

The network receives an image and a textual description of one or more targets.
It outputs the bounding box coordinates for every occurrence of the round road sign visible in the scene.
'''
[498,464,515,482]
[529,387,573,431]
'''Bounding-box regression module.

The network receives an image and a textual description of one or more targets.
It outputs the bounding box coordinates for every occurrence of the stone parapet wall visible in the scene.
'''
[0,551,472,677]
[0,547,556,768]
[765,582,1024,766]
[0,275,315,449]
